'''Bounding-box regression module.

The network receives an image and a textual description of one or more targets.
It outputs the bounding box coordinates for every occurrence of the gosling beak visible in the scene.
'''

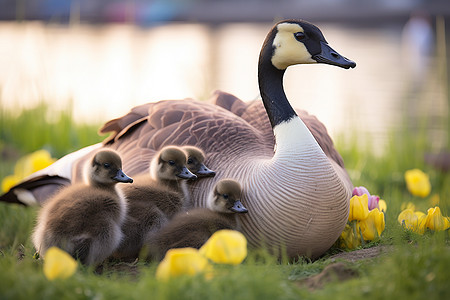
[113,169,133,183]
[230,200,248,213]
[312,41,356,69]
[177,166,197,180]
[195,164,216,177]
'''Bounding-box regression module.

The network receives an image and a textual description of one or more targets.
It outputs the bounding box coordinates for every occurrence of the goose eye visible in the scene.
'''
[294,32,306,41]
[168,160,175,166]
[187,158,193,164]
[223,194,229,199]
[103,163,111,169]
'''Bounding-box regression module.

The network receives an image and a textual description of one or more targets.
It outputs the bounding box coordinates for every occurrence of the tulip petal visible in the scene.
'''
[359,208,385,241]
[348,194,370,221]
[199,230,247,265]
[398,209,419,231]
[1,174,20,193]
[426,206,447,231]
[378,199,387,213]
[405,169,431,198]
[29,149,56,173]
[352,186,370,197]
[43,247,77,281]
[339,223,361,249]
[156,248,211,280]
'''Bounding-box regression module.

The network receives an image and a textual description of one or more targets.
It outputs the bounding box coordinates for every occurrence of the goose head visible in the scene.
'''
[207,179,248,214]
[89,150,133,186]
[150,146,197,181]
[262,19,356,71]
[258,20,356,129]
[182,146,216,178]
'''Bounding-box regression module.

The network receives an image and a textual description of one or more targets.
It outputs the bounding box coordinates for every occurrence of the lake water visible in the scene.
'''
[0,21,447,150]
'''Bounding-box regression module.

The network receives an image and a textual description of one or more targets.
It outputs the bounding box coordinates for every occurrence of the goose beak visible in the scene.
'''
[113,169,133,183]
[177,167,197,180]
[195,164,216,177]
[230,200,248,213]
[312,41,356,69]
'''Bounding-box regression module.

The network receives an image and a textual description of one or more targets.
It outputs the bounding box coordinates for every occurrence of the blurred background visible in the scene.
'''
[0,0,449,155]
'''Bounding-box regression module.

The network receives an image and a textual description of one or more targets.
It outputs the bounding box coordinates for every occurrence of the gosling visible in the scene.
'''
[113,146,196,260]
[32,150,133,266]
[182,145,216,178]
[146,178,248,260]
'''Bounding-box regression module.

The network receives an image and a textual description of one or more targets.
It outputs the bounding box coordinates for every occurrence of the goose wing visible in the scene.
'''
[97,96,268,177]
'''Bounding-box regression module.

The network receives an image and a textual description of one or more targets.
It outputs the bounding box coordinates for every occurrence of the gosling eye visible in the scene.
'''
[222,194,229,199]
[187,158,194,164]
[294,32,306,41]
[168,160,175,166]
[103,163,111,169]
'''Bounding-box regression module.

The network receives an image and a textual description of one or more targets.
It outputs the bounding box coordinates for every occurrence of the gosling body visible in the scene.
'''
[32,150,133,265]
[147,179,248,260]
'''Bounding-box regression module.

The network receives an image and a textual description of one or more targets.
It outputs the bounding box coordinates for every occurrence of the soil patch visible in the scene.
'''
[298,262,359,290]
[329,245,393,262]
[297,245,393,290]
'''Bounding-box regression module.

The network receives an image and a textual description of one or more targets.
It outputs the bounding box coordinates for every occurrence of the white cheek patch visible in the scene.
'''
[271,23,317,70]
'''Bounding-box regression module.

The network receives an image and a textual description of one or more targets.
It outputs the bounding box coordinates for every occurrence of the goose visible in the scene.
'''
[146,178,248,260]
[3,19,355,258]
[31,150,133,266]
[113,146,196,259]
[182,146,216,177]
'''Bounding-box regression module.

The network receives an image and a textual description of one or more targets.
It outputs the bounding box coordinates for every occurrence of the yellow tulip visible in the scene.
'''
[14,149,56,180]
[398,208,429,234]
[30,149,56,173]
[425,207,447,231]
[199,230,247,265]
[398,208,419,230]
[156,248,211,280]
[1,174,20,193]
[43,247,77,281]
[359,208,385,241]
[339,224,361,249]
[416,214,428,234]
[378,199,387,213]
[348,194,369,221]
[404,169,431,198]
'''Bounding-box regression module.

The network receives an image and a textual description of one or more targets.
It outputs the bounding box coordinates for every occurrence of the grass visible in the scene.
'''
[0,103,449,299]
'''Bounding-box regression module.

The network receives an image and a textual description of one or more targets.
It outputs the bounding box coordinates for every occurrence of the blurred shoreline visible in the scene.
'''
[1,0,450,26]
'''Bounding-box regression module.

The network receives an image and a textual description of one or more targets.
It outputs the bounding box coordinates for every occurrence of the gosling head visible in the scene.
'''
[182,146,216,178]
[260,19,356,70]
[89,150,133,186]
[208,179,248,214]
[151,146,197,181]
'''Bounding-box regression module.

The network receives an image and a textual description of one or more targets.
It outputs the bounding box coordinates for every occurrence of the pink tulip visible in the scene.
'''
[368,195,380,211]
[352,186,370,197]
[353,186,379,210]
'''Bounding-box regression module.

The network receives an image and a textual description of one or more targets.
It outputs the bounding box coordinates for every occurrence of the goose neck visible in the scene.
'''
[258,56,297,128]
[258,60,321,156]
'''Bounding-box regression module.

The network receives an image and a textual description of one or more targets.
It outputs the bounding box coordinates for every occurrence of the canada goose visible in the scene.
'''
[3,19,355,258]
[146,179,248,260]
[182,146,216,177]
[112,146,196,259]
[31,150,133,266]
